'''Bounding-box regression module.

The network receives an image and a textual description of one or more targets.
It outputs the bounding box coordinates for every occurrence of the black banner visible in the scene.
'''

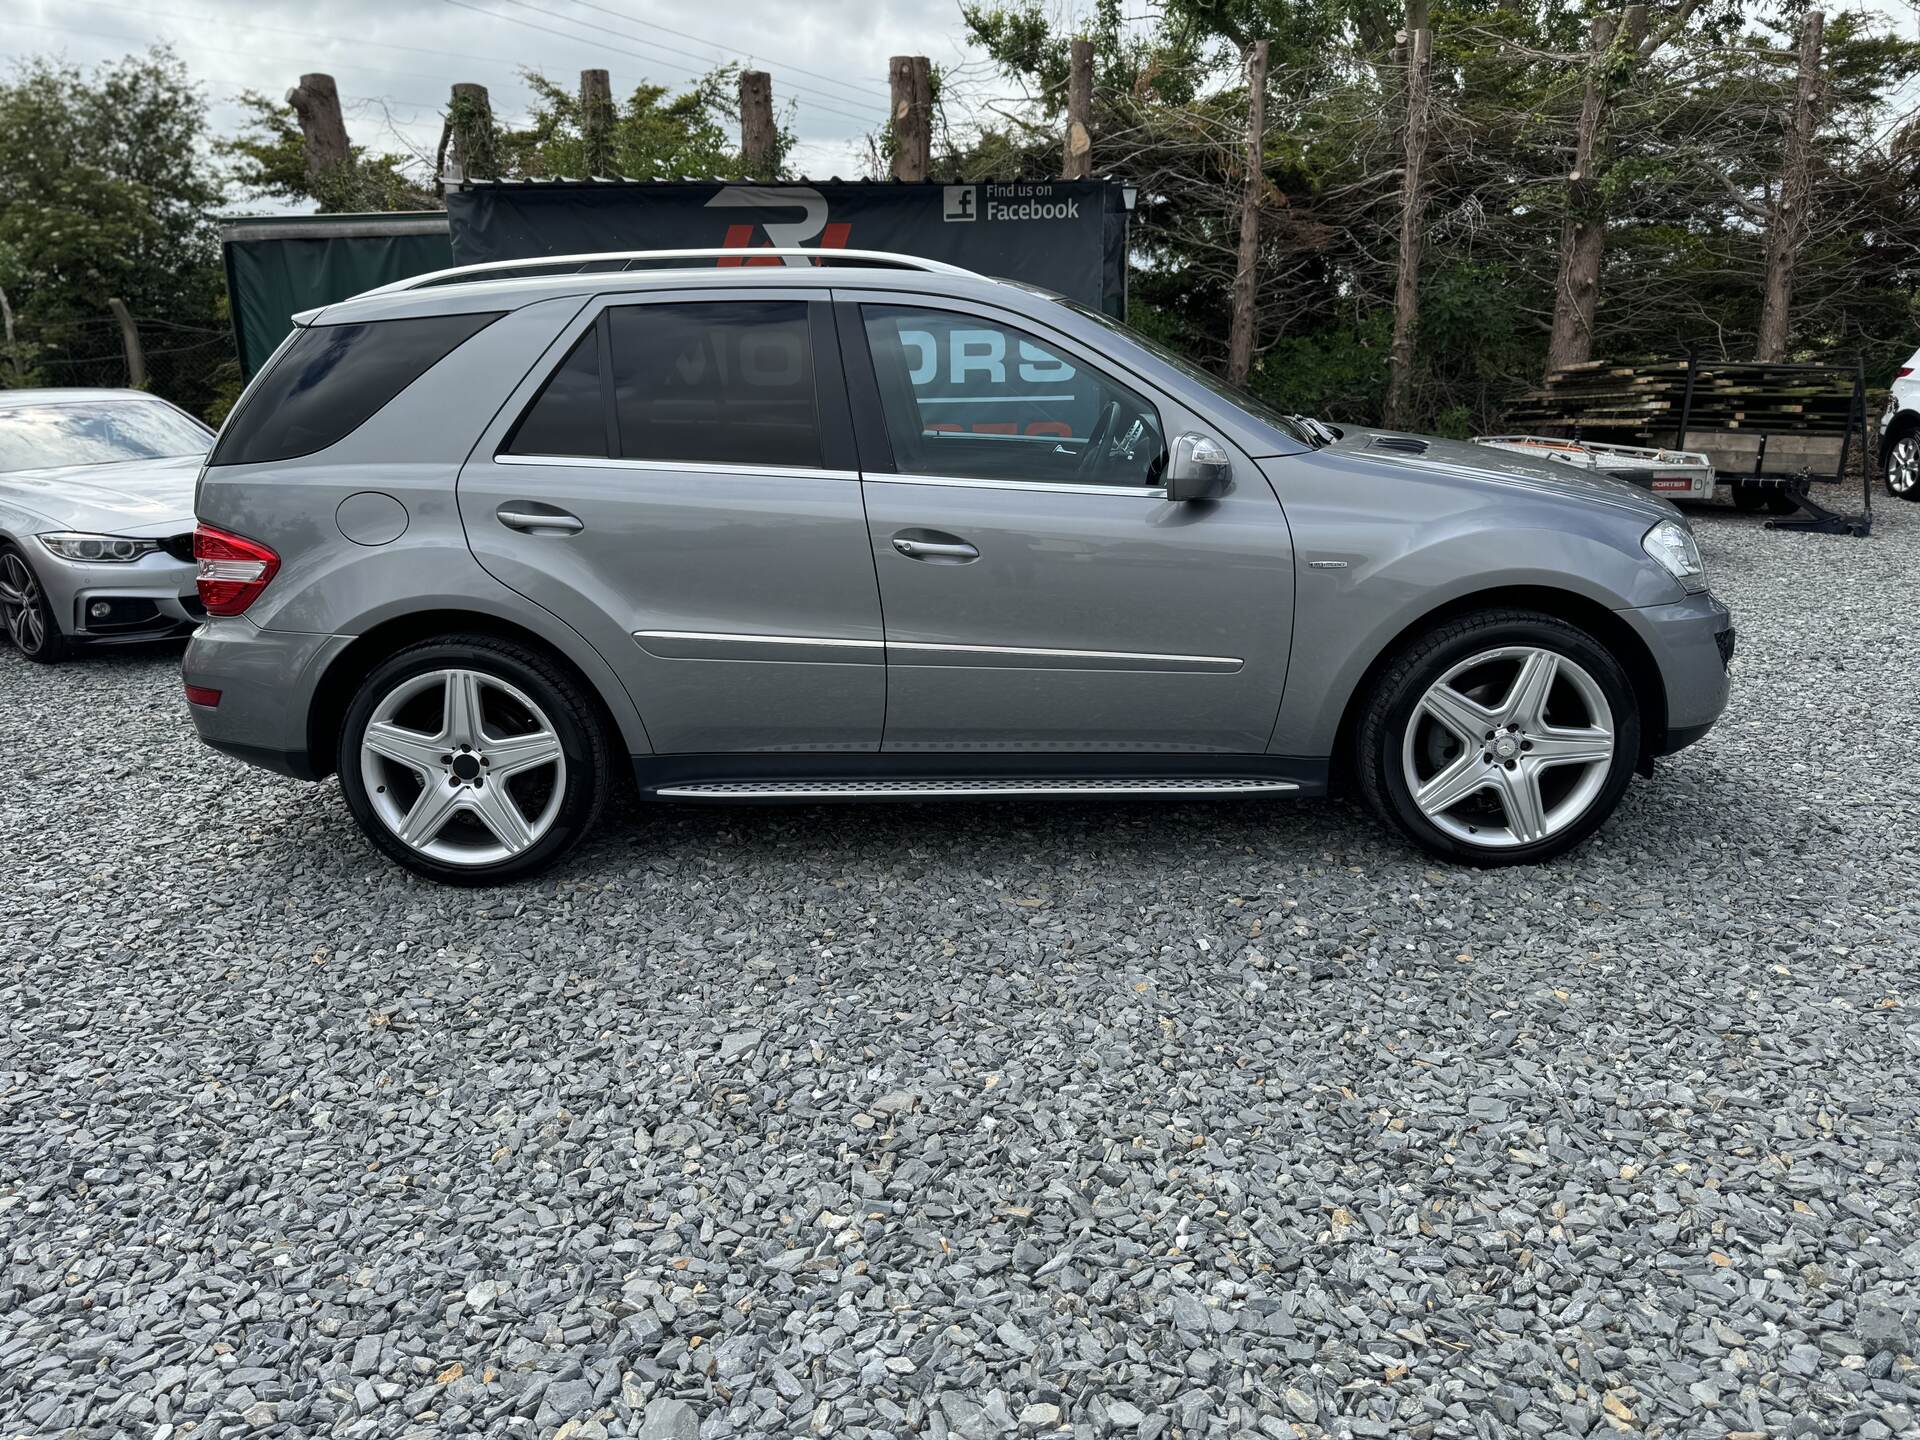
[446,180,1129,317]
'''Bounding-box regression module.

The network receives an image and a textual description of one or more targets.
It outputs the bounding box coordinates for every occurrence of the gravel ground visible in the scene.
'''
[4,497,1919,1440]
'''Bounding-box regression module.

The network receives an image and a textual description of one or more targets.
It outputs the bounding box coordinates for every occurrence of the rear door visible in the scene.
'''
[459,290,884,753]
[845,294,1294,753]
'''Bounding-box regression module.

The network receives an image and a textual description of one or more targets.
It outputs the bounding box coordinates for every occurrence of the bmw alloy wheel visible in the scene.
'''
[1400,645,1616,849]
[359,667,567,866]
[0,551,49,656]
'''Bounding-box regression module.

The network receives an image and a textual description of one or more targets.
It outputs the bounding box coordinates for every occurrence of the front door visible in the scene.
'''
[846,297,1294,753]
[460,291,884,753]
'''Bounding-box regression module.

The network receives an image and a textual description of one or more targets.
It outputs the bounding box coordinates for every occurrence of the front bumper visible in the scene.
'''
[183,618,353,780]
[34,548,202,643]
[1619,589,1734,756]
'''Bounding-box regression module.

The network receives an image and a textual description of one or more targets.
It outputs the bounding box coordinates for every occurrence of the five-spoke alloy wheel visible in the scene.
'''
[1359,610,1641,865]
[337,636,609,884]
[0,542,68,663]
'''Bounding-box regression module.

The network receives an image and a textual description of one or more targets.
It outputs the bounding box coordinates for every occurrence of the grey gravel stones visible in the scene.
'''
[3,499,1920,1439]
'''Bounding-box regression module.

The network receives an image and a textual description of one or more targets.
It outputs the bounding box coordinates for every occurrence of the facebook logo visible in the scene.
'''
[942,186,977,222]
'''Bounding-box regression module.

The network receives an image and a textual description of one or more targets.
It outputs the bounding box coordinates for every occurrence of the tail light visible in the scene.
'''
[194,523,279,617]
[1898,366,1914,379]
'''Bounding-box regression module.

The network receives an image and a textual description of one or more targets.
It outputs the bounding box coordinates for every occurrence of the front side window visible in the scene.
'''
[608,300,820,469]
[0,400,211,472]
[210,310,502,467]
[862,305,1164,487]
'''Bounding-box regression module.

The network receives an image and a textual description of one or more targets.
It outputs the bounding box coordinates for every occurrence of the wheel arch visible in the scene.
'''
[305,608,640,779]
[1327,584,1667,789]
[1884,407,1920,446]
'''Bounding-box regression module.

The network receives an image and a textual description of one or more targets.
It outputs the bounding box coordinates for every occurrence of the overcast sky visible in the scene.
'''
[4,0,1918,213]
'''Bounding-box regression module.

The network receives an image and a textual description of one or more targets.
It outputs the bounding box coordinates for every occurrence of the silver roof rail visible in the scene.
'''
[366,248,981,296]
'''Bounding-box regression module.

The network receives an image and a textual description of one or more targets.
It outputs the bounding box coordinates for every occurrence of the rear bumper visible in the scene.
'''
[182,618,352,780]
[1619,590,1734,755]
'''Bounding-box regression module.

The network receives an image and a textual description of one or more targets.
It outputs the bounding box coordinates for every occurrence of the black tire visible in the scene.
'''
[336,634,611,886]
[1884,431,1919,501]
[1730,483,1769,514]
[1355,609,1642,866]
[0,541,71,663]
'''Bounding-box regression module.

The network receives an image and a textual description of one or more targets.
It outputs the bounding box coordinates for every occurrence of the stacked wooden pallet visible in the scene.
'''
[1508,360,1858,443]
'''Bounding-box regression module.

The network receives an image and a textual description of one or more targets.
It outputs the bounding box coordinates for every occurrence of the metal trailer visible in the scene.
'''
[1471,435,1717,501]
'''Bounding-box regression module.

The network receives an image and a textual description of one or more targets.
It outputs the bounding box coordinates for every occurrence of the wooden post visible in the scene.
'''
[889,56,931,182]
[739,70,777,179]
[1757,10,1823,363]
[286,73,352,202]
[1385,28,1431,430]
[1227,40,1268,388]
[1062,38,1093,180]
[0,285,19,384]
[107,298,146,389]
[580,69,613,177]
[445,82,498,186]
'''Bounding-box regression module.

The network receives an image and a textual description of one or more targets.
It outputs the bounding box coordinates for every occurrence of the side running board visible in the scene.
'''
[651,777,1299,801]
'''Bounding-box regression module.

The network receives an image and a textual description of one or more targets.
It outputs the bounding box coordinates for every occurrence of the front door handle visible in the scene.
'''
[892,535,979,562]
[498,506,584,534]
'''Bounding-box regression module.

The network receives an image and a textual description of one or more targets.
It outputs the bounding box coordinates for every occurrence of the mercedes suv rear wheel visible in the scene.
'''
[336,635,610,885]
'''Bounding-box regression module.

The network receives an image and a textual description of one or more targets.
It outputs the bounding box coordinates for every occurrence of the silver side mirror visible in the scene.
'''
[1166,433,1232,501]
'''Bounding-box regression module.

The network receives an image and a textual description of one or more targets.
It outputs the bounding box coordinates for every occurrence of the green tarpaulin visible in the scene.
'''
[221,213,452,377]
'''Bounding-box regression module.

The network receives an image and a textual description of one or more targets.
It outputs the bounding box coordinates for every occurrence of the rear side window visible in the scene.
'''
[211,311,502,466]
[504,326,605,458]
[608,301,819,469]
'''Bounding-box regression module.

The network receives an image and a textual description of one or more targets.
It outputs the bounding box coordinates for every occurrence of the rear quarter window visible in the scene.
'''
[210,311,502,466]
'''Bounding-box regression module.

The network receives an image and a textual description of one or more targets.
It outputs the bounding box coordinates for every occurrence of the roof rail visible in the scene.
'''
[367,248,980,296]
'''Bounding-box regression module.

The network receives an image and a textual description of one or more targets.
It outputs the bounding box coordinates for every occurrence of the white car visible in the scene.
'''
[1884,346,1919,500]
[0,388,210,662]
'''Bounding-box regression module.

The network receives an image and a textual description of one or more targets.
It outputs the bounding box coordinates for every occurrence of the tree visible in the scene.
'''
[0,49,227,401]
[222,90,438,212]
[497,67,785,182]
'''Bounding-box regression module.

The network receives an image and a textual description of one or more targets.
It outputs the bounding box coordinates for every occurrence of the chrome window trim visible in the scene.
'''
[864,472,1169,499]
[496,453,860,482]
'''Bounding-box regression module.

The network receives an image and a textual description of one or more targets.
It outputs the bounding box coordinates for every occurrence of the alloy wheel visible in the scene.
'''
[1400,645,1616,849]
[1888,435,1919,498]
[359,668,567,866]
[0,552,47,655]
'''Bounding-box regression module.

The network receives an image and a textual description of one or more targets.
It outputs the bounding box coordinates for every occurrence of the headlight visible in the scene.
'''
[1642,520,1707,593]
[37,533,162,563]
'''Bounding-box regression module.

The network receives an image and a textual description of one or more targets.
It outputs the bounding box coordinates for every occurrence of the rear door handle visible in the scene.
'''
[498,506,584,534]
[892,535,979,561]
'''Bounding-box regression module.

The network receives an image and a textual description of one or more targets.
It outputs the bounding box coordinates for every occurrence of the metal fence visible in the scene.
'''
[4,314,237,423]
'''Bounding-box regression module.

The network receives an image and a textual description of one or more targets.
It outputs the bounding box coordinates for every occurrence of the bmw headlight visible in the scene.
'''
[38,532,162,563]
[1642,520,1707,594]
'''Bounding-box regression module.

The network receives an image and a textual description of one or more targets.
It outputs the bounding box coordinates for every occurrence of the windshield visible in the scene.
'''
[1052,297,1319,447]
[0,399,212,473]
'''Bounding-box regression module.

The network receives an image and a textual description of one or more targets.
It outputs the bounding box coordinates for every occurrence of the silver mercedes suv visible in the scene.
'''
[183,249,1733,884]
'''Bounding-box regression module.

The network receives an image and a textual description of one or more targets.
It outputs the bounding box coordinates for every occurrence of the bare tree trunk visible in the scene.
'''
[445,82,498,187]
[1756,10,1824,363]
[739,70,777,179]
[1227,40,1269,388]
[286,73,352,204]
[107,298,146,390]
[889,56,932,181]
[1385,28,1432,430]
[1546,15,1618,374]
[1062,38,1093,180]
[0,285,19,384]
[580,69,614,178]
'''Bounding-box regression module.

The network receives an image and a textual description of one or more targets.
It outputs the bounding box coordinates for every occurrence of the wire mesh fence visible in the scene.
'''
[2,314,237,424]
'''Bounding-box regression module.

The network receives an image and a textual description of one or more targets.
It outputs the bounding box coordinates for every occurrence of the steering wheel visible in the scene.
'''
[1075,400,1122,479]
